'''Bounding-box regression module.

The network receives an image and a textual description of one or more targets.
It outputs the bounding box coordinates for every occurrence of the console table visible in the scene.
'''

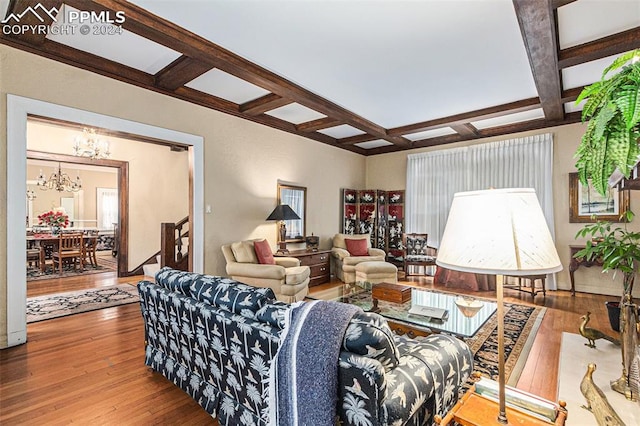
[569,244,603,296]
[275,249,331,287]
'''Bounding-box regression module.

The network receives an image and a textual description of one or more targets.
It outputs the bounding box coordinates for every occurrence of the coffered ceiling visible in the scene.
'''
[1,0,638,155]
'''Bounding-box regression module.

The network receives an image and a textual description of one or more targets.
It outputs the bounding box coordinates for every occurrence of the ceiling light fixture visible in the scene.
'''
[36,163,82,193]
[73,127,111,160]
[26,189,37,201]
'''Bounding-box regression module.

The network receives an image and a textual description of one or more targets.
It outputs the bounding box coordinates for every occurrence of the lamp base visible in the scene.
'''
[276,241,289,255]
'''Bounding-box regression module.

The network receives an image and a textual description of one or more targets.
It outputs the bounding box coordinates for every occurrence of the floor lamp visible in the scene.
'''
[436,188,562,423]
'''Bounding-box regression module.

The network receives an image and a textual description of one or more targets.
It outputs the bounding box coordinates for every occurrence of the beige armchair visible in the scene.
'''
[221,239,310,303]
[331,233,386,283]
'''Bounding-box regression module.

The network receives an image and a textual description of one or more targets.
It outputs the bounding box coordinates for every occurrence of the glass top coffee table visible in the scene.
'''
[308,283,497,338]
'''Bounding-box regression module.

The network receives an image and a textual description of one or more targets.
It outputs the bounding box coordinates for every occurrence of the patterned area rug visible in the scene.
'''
[465,302,546,386]
[26,284,139,323]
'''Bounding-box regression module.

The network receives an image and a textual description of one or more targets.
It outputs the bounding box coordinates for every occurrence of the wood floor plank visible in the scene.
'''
[1,271,617,423]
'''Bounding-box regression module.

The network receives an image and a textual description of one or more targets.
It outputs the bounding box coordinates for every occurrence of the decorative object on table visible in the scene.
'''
[35,162,82,192]
[579,311,620,348]
[455,297,484,318]
[569,172,629,223]
[575,210,640,400]
[341,189,405,265]
[37,210,69,235]
[580,363,626,426]
[371,282,411,304]
[573,49,640,198]
[265,204,300,254]
[305,233,319,251]
[436,188,562,424]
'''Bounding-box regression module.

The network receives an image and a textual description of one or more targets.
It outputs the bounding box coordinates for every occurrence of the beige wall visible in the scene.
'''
[366,124,640,297]
[26,120,190,268]
[0,45,366,347]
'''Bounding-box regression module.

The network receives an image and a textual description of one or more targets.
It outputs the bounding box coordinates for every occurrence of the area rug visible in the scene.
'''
[26,284,139,323]
[465,302,546,386]
[27,252,117,281]
[558,332,638,425]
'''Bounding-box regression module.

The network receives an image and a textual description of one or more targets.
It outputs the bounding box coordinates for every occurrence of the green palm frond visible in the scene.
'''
[574,51,640,196]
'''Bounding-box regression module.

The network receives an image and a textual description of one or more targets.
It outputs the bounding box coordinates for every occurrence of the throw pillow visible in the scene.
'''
[254,239,275,265]
[345,238,369,256]
[231,240,258,263]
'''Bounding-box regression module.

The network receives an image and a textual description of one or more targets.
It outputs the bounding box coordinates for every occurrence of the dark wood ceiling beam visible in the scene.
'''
[0,36,366,154]
[513,0,564,120]
[338,133,378,146]
[388,97,540,136]
[63,0,408,147]
[551,0,577,8]
[450,123,479,138]
[154,55,214,91]
[558,27,640,69]
[561,86,584,103]
[367,111,583,155]
[2,0,63,46]
[239,93,292,116]
[297,117,342,132]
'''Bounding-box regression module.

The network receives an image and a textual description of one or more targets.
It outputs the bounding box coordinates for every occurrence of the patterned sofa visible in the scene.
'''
[138,267,473,425]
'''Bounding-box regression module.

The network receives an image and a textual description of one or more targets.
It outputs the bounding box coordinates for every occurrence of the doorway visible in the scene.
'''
[6,95,204,347]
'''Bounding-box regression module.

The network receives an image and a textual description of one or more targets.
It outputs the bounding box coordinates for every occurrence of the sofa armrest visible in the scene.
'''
[225,262,286,280]
[337,352,386,425]
[274,257,300,268]
[368,248,386,257]
[331,247,350,260]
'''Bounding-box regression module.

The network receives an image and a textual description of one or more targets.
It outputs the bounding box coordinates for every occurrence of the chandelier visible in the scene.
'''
[36,163,82,192]
[26,189,37,200]
[73,127,110,160]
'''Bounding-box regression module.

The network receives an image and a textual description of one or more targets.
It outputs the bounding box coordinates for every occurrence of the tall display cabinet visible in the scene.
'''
[342,189,405,265]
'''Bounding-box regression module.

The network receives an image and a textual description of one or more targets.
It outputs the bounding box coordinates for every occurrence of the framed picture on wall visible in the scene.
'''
[569,172,629,223]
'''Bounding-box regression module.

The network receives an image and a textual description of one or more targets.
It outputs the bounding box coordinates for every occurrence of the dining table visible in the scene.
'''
[27,233,98,273]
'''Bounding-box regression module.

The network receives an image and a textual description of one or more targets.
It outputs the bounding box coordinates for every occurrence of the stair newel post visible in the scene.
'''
[160,222,177,268]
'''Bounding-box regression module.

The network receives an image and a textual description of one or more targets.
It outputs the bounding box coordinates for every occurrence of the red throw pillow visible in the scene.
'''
[254,239,275,265]
[345,238,369,256]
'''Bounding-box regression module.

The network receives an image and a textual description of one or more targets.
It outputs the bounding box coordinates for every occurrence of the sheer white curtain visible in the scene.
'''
[406,133,557,289]
[97,187,118,230]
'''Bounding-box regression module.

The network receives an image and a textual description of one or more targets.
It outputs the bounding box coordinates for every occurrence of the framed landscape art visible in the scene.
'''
[569,172,629,223]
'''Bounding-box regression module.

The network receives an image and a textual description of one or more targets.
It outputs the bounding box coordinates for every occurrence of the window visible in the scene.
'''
[97,187,118,229]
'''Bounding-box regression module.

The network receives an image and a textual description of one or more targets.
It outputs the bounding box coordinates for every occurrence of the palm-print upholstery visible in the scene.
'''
[139,268,473,425]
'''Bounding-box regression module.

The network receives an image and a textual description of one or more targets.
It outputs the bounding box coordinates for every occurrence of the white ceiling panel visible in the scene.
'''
[557,0,640,49]
[562,53,629,89]
[404,127,457,141]
[472,108,545,130]
[130,0,538,128]
[318,125,365,139]
[186,69,270,104]
[266,103,326,124]
[565,100,585,114]
[47,4,181,74]
[355,139,393,150]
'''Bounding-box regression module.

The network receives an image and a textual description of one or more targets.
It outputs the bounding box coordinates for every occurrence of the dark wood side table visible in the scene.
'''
[569,244,603,296]
[275,249,331,287]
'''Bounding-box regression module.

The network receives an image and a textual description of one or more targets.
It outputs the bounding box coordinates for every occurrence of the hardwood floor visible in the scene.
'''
[0,272,616,424]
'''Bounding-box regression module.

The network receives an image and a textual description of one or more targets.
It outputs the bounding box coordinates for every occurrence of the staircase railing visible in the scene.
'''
[160,216,190,271]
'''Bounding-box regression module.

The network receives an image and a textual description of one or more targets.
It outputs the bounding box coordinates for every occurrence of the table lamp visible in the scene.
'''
[266,204,300,254]
[436,188,562,424]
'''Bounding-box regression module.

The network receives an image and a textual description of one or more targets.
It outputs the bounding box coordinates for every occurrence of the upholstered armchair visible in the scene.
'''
[331,233,385,283]
[221,239,310,303]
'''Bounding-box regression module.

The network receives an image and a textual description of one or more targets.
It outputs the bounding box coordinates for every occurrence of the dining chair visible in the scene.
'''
[52,233,84,275]
[402,233,437,277]
[81,230,99,268]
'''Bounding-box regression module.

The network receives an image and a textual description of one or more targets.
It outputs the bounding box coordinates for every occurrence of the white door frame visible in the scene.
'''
[6,94,204,347]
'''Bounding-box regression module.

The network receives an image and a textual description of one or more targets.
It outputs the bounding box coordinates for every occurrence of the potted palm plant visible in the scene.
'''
[573,48,640,401]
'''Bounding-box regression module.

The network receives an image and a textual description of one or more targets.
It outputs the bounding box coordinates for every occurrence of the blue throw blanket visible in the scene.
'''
[269,300,362,426]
